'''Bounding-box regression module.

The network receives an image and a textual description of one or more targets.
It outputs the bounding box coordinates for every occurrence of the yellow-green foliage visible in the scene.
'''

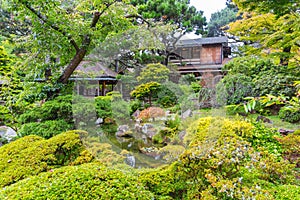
[138,163,187,199]
[179,117,296,199]
[84,138,125,166]
[276,131,300,167]
[184,117,253,146]
[0,163,154,200]
[0,130,92,187]
[158,145,185,163]
[137,63,170,84]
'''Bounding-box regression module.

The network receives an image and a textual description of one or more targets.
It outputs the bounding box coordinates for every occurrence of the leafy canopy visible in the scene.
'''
[228,0,300,66]
[4,0,138,83]
[131,0,207,34]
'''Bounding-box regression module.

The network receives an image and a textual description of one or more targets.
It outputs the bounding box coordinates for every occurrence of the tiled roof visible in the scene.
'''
[176,36,228,47]
[73,61,117,78]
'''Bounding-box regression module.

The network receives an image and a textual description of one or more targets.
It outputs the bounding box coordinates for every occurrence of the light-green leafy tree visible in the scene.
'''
[137,63,170,84]
[4,0,138,84]
[130,81,161,106]
[228,0,300,66]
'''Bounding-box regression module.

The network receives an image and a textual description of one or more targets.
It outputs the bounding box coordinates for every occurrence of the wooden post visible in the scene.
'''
[97,80,99,96]
[102,81,106,96]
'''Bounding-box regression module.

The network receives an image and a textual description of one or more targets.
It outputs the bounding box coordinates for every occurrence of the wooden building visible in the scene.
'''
[69,61,118,97]
[170,36,231,77]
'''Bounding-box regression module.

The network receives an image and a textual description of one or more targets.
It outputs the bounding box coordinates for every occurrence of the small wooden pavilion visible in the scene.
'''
[69,61,118,97]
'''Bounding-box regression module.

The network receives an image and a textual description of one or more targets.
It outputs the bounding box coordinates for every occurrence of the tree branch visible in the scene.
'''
[21,1,80,52]
[125,14,153,27]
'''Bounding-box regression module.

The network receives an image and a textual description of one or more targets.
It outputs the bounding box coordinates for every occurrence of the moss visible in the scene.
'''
[0,130,92,187]
[0,163,154,200]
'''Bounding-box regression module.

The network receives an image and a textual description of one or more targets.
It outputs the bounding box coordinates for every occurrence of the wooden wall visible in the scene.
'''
[200,45,222,64]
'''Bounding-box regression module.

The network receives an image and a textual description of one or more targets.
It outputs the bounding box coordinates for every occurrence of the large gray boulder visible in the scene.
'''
[116,125,133,137]
[0,126,17,146]
[141,123,157,139]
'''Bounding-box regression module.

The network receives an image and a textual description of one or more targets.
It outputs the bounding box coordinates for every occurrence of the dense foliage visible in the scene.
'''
[1,117,299,199]
[0,130,92,187]
[217,56,299,106]
[228,0,300,66]
[131,0,207,34]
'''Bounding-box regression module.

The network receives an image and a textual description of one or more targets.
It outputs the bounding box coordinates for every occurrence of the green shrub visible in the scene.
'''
[40,95,73,122]
[0,163,154,200]
[276,132,300,167]
[0,105,14,125]
[223,56,274,78]
[112,99,130,123]
[0,130,91,187]
[18,106,41,123]
[19,120,73,138]
[216,73,254,105]
[191,82,201,93]
[139,164,187,199]
[94,95,112,120]
[225,104,246,115]
[253,72,297,97]
[180,117,295,199]
[18,95,73,124]
[271,185,300,199]
[251,122,282,155]
[279,107,300,123]
[73,98,97,126]
[130,99,142,115]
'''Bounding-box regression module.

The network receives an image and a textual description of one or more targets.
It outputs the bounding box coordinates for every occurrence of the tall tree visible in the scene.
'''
[227,0,300,66]
[3,0,139,84]
[131,0,207,34]
[206,6,239,37]
[128,0,207,66]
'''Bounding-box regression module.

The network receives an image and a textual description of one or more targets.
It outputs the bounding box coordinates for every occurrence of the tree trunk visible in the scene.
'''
[58,48,87,84]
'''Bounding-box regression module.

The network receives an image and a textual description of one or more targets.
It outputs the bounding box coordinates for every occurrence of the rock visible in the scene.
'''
[0,126,17,144]
[95,118,103,125]
[125,155,136,168]
[181,109,192,119]
[116,125,133,137]
[134,123,142,132]
[178,130,186,140]
[139,146,160,158]
[142,123,157,139]
[256,115,272,124]
[279,129,294,136]
[132,110,140,119]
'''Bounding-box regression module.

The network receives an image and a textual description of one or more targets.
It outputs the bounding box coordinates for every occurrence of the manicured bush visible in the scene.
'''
[253,72,297,97]
[18,95,73,127]
[94,95,112,120]
[271,185,300,199]
[111,99,130,123]
[139,163,187,199]
[216,73,254,105]
[279,107,300,123]
[180,117,295,199]
[0,130,91,187]
[138,107,165,121]
[72,95,97,126]
[276,132,300,167]
[130,99,142,115]
[40,95,73,122]
[19,120,73,138]
[0,163,154,199]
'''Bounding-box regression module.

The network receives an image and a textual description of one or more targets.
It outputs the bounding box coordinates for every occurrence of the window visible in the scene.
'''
[181,47,192,59]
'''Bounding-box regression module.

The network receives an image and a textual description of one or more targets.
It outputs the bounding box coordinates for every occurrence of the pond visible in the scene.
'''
[80,122,167,168]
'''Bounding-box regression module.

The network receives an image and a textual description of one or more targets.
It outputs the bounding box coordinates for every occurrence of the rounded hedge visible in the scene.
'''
[0,163,154,200]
